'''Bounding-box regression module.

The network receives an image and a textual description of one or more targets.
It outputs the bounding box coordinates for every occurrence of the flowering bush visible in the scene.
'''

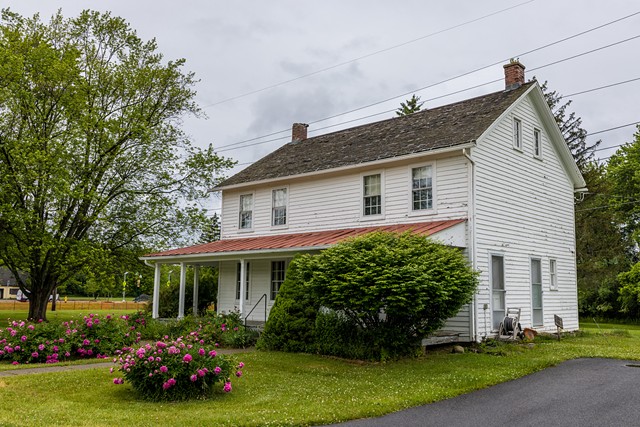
[0,313,143,364]
[112,336,244,401]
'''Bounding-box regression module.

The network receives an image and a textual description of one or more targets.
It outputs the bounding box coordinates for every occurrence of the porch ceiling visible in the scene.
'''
[141,219,466,263]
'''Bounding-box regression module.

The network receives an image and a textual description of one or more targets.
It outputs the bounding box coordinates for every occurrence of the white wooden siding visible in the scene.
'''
[220,155,469,238]
[473,94,578,336]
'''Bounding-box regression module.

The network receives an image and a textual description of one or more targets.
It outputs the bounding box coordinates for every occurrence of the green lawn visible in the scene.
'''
[0,323,639,426]
[1,309,140,324]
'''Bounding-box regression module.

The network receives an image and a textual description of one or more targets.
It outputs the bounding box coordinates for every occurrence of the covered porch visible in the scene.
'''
[140,219,466,322]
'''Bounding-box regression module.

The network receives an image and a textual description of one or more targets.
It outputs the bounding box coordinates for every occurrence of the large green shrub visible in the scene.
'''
[258,255,319,352]
[259,232,478,360]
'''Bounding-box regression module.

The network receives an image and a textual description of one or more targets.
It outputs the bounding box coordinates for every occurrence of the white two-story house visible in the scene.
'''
[142,61,586,342]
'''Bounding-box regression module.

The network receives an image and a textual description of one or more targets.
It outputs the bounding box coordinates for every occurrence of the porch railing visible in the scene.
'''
[244,293,267,328]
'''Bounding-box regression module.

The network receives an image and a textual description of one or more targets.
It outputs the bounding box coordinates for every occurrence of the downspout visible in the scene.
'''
[463,147,478,342]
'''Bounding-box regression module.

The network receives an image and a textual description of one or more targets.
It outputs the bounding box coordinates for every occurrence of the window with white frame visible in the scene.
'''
[411,166,433,211]
[272,188,287,226]
[531,258,543,326]
[549,259,557,290]
[270,261,286,300]
[513,118,522,150]
[363,174,382,216]
[235,262,251,301]
[239,194,253,229]
[533,128,542,158]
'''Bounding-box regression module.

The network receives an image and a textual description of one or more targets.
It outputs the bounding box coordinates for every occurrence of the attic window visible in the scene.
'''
[513,118,522,151]
[533,128,542,158]
[272,188,288,226]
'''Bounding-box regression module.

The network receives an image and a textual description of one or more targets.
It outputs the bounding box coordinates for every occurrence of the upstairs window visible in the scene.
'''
[272,188,288,226]
[513,118,522,150]
[270,261,286,300]
[533,128,542,158]
[412,166,433,211]
[239,194,253,229]
[363,174,382,216]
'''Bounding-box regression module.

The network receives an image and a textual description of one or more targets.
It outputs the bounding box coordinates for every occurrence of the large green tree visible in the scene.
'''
[0,10,234,320]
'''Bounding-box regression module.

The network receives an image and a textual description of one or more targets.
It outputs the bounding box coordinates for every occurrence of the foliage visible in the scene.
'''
[112,338,244,401]
[617,262,640,317]
[607,126,640,247]
[0,313,144,364]
[199,213,221,243]
[574,162,632,319]
[0,9,234,321]
[145,266,218,318]
[395,94,424,116]
[257,255,319,352]
[259,232,477,360]
[539,81,601,170]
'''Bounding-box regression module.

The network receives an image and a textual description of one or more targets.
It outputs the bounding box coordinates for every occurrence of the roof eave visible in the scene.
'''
[214,141,476,191]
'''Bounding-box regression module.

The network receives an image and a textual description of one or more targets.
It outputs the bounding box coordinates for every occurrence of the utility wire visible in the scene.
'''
[213,11,640,152]
[217,33,640,154]
[202,0,537,108]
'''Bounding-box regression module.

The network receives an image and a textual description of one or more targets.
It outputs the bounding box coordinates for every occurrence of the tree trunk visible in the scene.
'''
[28,289,50,321]
[27,272,56,321]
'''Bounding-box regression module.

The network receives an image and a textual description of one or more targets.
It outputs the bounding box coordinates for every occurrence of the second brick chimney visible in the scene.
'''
[503,59,525,91]
[292,123,308,143]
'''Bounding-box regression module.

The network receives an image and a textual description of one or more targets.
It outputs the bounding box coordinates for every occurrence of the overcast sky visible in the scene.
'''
[4,0,640,214]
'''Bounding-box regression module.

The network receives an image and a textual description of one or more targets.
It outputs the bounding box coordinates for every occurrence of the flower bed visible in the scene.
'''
[112,337,244,401]
[0,313,142,364]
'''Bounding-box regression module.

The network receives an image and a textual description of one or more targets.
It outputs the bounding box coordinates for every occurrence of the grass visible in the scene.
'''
[1,309,140,324]
[0,322,638,426]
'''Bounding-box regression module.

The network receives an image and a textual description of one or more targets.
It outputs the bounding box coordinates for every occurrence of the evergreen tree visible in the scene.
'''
[539,81,601,170]
[396,94,424,116]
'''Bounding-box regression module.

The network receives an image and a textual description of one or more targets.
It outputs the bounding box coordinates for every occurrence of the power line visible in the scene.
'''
[202,0,537,108]
[213,11,640,152]
[576,200,640,212]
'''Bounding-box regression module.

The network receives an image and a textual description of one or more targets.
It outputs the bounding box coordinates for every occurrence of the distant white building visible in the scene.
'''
[142,61,585,341]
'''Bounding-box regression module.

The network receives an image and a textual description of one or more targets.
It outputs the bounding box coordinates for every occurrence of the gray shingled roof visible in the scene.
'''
[218,82,533,188]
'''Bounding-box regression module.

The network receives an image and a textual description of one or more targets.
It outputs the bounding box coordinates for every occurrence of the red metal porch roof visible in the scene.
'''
[143,219,465,258]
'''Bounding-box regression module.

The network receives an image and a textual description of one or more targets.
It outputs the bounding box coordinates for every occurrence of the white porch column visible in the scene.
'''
[239,259,246,318]
[152,262,161,319]
[178,262,186,319]
[192,265,200,317]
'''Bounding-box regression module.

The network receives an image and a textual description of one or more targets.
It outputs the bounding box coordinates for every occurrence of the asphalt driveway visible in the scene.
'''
[329,358,640,427]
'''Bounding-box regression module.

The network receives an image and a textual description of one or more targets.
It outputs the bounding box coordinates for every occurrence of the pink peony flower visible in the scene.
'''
[190,374,198,382]
[31,352,39,358]
[12,361,19,365]
[113,378,123,384]
[223,382,232,393]
[38,344,45,351]
[198,348,205,356]
[238,362,245,368]
[208,350,217,357]
[214,366,222,375]
[182,354,192,363]
[20,336,27,342]
[197,369,206,377]
[160,365,168,373]
[236,371,242,378]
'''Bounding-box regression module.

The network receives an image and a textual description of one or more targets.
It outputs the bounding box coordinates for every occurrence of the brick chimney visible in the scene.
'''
[292,123,308,142]
[503,59,525,91]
